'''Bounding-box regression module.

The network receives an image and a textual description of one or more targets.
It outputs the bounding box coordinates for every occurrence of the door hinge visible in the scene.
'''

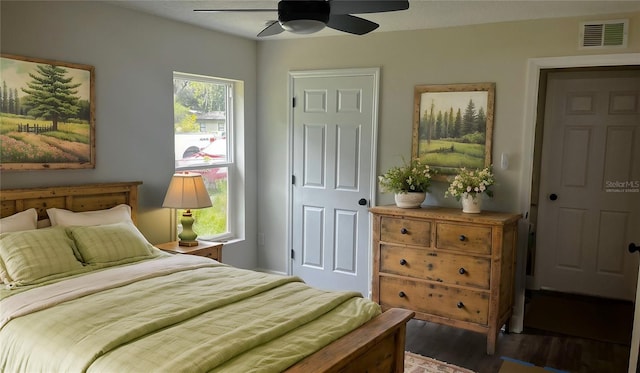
[292,175,296,185]
[292,97,296,108]
[291,249,295,259]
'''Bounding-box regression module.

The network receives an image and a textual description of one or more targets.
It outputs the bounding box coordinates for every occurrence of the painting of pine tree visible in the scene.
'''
[412,83,494,178]
[0,54,94,170]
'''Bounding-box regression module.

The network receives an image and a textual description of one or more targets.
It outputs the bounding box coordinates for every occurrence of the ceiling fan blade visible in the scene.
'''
[194,9,276,13]
[329,0,409,15]
[326,14,378,35]
[257,21,285,37]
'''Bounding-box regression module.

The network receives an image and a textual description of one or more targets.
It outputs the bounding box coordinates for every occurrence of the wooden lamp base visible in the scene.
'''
[178,240,199,247]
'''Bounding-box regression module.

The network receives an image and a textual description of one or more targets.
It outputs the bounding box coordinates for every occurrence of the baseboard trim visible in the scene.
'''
[510,314,524,333]
[253,268,287,276]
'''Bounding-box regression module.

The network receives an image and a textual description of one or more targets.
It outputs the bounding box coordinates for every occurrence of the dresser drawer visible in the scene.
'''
[380,216,431,246]
[379,244,490,289]
[379,276,489,325]
[436,223,492,255]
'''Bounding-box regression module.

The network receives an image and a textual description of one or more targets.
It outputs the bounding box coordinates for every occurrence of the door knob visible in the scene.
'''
[629,243,639,254]
[358,198,367,206]
[549,193,558,201]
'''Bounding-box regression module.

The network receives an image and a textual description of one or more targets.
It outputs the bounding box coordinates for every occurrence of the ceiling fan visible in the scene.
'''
[194,0,410,37]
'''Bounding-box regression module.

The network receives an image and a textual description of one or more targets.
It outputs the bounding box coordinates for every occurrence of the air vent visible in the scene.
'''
[580,20,628,48]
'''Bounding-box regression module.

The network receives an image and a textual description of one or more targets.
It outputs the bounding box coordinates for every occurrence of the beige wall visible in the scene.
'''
[255,12,640,273]
[1,2,638,274]
[0,1,259,269]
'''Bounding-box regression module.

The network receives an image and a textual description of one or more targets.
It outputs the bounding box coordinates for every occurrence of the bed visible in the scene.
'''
[0,181,413,373]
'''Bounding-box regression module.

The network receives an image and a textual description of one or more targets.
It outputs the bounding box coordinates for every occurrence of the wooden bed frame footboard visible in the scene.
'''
[0,182,415,372]
[285,308,415,373]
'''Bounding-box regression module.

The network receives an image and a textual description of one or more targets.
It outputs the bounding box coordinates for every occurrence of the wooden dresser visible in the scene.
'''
[370,205,520,355]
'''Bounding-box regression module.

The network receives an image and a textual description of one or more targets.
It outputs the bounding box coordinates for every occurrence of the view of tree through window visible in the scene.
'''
[173,73,233,240]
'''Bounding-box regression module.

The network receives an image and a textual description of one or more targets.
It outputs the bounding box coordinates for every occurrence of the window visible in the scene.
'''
[173,72,238,241]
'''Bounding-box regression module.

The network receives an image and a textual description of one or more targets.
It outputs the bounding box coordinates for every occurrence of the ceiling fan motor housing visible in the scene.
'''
[278,1,330,33]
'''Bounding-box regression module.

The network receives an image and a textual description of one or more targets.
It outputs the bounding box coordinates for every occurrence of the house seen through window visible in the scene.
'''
[173,72,237,240]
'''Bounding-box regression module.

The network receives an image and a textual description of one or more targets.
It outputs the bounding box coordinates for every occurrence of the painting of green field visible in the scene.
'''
[418,139,484,175]
[1,54,94,170]
[1,116,90,139]
[0,115,91,163]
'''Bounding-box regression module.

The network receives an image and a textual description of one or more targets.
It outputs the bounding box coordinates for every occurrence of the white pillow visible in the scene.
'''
[47,204,133,227]
[0,209,38,233]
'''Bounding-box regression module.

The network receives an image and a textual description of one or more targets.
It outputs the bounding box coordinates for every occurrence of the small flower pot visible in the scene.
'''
[394,192,426,209]
[461,193,482,213]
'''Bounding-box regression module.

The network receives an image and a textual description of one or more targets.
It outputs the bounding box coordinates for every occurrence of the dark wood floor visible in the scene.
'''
[405,320,631,373]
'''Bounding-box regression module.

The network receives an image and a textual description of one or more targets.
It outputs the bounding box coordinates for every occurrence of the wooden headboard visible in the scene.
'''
[0,182,142,224]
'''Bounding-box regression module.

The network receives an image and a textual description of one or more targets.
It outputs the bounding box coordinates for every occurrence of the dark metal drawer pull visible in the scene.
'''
[457,301,464,308]
[459,235,466,241]
[458,267,466,275]
[400,259,407,266]
[398,291,406,298]
[400,228,408,234]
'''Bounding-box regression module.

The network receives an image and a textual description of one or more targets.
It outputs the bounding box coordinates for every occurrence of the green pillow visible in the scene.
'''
[68,222,156,266]
[0,227,84,286]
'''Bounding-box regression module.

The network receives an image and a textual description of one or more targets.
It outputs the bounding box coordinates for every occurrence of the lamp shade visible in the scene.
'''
[162,173,213,209]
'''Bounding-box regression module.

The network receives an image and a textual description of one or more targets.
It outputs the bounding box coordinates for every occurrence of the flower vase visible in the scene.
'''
[394,192,426,209]
[461,193,482,213]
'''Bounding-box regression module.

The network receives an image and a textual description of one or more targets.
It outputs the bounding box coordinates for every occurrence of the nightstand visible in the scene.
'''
[156,240,223,262]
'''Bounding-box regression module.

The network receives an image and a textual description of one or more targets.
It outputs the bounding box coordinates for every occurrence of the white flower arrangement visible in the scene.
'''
[378,158,433,194]
[445,167,495,201]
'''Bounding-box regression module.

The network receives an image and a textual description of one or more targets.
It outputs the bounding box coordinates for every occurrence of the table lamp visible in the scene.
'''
[162,172,212,246]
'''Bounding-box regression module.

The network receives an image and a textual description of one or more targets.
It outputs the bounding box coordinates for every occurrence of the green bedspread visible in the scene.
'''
[0,255,381,373]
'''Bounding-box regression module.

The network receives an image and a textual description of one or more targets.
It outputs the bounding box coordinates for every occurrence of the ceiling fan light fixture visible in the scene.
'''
[280,19,326,34]
[203,0,411,37]
[278,0,330,34]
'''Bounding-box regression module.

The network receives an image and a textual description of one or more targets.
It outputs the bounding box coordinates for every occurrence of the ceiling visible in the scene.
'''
[109,0,640,40]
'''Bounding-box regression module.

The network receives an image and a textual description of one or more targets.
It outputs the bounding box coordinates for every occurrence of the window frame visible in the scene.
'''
[172,71,239,242]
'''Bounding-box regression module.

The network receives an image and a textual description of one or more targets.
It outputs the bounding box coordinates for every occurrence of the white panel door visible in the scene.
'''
[290,69,378,297]
[535,70,640,300]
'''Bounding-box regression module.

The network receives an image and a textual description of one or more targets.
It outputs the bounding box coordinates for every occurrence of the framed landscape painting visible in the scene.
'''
[0,54,95,170]
[412,82,494,180]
